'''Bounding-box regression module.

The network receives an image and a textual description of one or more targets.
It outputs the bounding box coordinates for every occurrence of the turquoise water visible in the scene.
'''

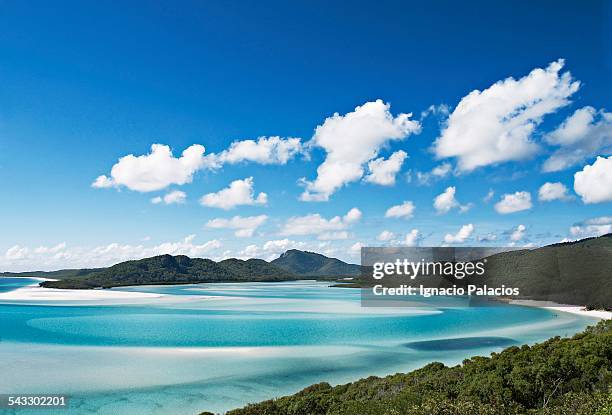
[0,278,600,414]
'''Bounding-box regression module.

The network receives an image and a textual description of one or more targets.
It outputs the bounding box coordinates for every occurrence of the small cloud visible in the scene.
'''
[151,190,187,205]
[483,189,495,203]
[538,182,572,202]
[443,224,474,244]
[280,208,362,237]
[478,232,497,242]
[494,191,532,214]
[200,177,267,210]
[415,162,452,185]
[364,150,407,186]
[350,242,365,256]
[216,136,303,165]
[206,215,268,238]
[377,230,395,241]
[403,229,421,246]
[433,186,471,214]
[385,201,415,219]
[542,106,612,172]
[509,224,527,242]
[92,175,115,189]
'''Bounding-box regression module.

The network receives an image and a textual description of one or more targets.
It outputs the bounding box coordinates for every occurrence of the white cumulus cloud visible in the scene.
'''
[300,100,420,201]
[364,150,408,186]
[494,191,532,214]
[510,224,527,241]
[280,208,361,237]
[574,156,612,204]
[206,215,268,237]
[569,216,612,238]
[5,245,29,260]
[538,182,571,202]
[199,177,267,210]
[434,60,580,171]
[403,229,421,246]
[151,190,187,205]
[1,236,222,272]
[385,201,415,219]
[443,224,474,244]
[433,186,471,214]
[377,230,395,241]
[350,242,364,256]
[216,136,303,165]
[542,106,612,172]
[92,144,213,192]
[237,239,310,260]
[416,162,452,185]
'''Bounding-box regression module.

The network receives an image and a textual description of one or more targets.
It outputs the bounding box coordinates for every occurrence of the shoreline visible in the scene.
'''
[509,299,612,320]
[1,278,610,320]
[0,277,163,302]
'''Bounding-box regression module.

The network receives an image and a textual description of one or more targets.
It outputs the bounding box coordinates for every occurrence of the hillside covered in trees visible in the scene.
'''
[271,249,361,277]
[3,235,610,307]
[352,234,612,310]
[2,249,359,289]
[216,320,612,415]
[38,254,298,289]
[483,233,612,309]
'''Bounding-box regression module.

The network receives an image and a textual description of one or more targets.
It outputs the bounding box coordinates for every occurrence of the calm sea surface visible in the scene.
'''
[0,278,599,414]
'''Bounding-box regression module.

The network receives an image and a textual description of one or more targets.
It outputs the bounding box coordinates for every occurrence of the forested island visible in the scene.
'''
[207,320,612,415]
[1,234,610,309]
[0,249,359,289]
[348,234,612,310]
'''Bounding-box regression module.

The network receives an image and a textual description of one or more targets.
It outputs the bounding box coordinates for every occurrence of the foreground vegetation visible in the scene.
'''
[217,320,612,415]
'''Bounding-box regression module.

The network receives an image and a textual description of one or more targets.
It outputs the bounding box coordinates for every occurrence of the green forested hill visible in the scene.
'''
[483,233,612,309]
[218,320,612,415]
[350,234,612,309]
[7,235,611,300]
[29,249,361,289]
[271,249,360,276]
[38,254,298,289]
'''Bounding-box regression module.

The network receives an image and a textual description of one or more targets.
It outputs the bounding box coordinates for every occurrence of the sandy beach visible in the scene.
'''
[0,277,162,302]
[510,299,612,320]
[2,277,610,320]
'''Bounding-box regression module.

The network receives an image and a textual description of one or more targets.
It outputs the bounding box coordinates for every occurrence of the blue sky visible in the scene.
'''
[0,1,610,271]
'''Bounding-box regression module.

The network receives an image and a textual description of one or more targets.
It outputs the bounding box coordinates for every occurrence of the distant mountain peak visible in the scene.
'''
[272,249,360,277]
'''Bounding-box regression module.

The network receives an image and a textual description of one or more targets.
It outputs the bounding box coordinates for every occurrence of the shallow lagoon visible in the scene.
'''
[0,278,599,414]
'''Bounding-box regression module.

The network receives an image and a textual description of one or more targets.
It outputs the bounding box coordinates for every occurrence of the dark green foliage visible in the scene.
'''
[272,249,360,277]
[221,320,612,415]
[39,254,298,289]
[7,249,361,289]
[348,234,612,309]
[483,233,612,309]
